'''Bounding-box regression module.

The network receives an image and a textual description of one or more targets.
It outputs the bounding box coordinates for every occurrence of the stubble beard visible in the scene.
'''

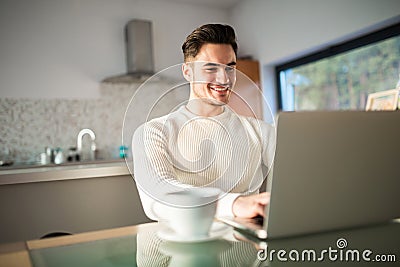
[192,84,231,107]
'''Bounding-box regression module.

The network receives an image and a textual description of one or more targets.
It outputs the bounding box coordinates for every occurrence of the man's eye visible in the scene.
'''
[225,67,235,72]
[204,68,218,72]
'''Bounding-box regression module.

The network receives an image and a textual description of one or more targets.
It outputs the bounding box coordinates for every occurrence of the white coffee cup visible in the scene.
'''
[162,187,221,238]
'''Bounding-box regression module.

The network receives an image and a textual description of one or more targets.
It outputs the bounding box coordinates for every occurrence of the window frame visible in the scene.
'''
[275,21,400,111]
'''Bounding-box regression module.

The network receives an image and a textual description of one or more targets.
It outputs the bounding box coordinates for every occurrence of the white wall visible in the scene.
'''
[0,0,229,99]
[1,0,399,104]
[231,0,400,64]
[230,0,400,113]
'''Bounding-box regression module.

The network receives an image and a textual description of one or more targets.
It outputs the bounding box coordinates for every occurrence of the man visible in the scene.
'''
[133,24,275,220]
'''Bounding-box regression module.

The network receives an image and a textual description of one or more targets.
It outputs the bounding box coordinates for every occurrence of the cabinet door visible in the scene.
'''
[228,60,263,119]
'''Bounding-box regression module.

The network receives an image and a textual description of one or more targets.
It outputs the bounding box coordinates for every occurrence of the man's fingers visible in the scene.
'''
[253,192,270,217]
[256,192,271,205]
[255,203,266,217]
[232,192,272,218]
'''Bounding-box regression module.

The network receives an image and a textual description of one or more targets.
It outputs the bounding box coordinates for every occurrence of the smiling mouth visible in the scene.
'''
[208,84,230,92]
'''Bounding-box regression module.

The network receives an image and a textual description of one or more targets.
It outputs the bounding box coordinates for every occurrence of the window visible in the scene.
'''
[276,22,400,111]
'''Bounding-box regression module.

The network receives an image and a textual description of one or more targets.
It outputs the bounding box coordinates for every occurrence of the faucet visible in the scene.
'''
[77,128,97,161]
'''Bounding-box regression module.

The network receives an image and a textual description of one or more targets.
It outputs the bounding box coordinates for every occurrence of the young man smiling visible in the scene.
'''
[133,24,275,220]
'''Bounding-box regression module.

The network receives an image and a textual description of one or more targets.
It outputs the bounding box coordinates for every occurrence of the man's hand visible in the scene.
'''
[232,192,271,218]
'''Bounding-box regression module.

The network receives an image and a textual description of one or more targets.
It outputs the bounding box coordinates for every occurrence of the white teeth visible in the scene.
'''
[210,86,229,91]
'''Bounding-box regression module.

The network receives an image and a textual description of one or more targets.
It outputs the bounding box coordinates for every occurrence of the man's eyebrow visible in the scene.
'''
[203,62,219,67]
[202,62,237,67]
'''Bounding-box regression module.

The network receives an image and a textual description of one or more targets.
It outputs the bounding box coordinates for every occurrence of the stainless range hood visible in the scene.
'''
[103,19,155,83]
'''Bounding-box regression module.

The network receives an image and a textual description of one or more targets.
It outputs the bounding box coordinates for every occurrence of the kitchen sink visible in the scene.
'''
[0,158,126,170]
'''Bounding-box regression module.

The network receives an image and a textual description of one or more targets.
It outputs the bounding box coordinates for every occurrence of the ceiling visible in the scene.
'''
[165,0,241,9]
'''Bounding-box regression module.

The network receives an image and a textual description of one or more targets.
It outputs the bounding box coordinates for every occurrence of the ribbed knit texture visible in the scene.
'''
[133,105,275,220]
[136,230,261,267]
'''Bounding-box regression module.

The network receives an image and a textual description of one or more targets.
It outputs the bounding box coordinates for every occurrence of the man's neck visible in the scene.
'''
[185,100,225,117]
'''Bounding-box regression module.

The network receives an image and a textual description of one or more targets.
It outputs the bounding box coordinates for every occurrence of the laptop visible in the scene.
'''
[218,111,400,240]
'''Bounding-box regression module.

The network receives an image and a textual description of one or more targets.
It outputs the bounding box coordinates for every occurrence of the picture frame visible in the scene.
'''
[398,93,400,110]
[365,89,399,111]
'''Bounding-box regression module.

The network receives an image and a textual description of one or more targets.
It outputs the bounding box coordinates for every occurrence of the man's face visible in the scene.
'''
[183,43,237,106]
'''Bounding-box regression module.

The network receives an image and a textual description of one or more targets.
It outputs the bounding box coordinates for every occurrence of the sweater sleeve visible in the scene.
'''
[216,192,241,217]
[138,187,241,220]
[133,122,187,221]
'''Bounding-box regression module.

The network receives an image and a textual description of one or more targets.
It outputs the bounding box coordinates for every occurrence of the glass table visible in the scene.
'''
[1,220,399,267]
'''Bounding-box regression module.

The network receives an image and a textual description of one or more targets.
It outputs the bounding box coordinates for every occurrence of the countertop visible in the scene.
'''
[0,159,131,185]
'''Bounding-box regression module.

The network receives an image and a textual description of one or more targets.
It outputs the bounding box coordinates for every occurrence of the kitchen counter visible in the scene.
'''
[0,159,131,185]
[0,158,150,244]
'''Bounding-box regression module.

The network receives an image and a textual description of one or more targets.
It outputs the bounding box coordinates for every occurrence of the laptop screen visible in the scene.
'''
[265,111,400,239]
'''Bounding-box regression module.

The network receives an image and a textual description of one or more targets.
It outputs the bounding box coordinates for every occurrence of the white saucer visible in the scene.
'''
[157,222,231,243]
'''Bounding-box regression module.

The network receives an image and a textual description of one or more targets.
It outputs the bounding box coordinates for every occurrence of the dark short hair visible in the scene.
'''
[182,24,238,62]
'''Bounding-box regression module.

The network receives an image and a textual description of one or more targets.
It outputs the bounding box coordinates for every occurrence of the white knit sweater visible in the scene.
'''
[132,105,275,220]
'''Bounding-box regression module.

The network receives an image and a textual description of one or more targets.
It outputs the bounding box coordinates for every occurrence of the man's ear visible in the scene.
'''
[182,62,193,82]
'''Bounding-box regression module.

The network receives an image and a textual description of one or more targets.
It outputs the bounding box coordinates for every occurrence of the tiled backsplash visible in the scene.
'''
[0,81,188,165]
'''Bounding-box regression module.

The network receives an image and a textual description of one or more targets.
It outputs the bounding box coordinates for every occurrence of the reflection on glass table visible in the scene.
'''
[28,223,259,267]
[14,220,400,267]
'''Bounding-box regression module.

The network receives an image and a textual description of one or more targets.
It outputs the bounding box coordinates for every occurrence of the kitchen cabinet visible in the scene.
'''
[0,162,151,244]
[228,59,264,119]
[237,59,261,86]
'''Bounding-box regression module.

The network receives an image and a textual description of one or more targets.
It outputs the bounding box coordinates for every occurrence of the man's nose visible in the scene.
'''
[215,68,230,84]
